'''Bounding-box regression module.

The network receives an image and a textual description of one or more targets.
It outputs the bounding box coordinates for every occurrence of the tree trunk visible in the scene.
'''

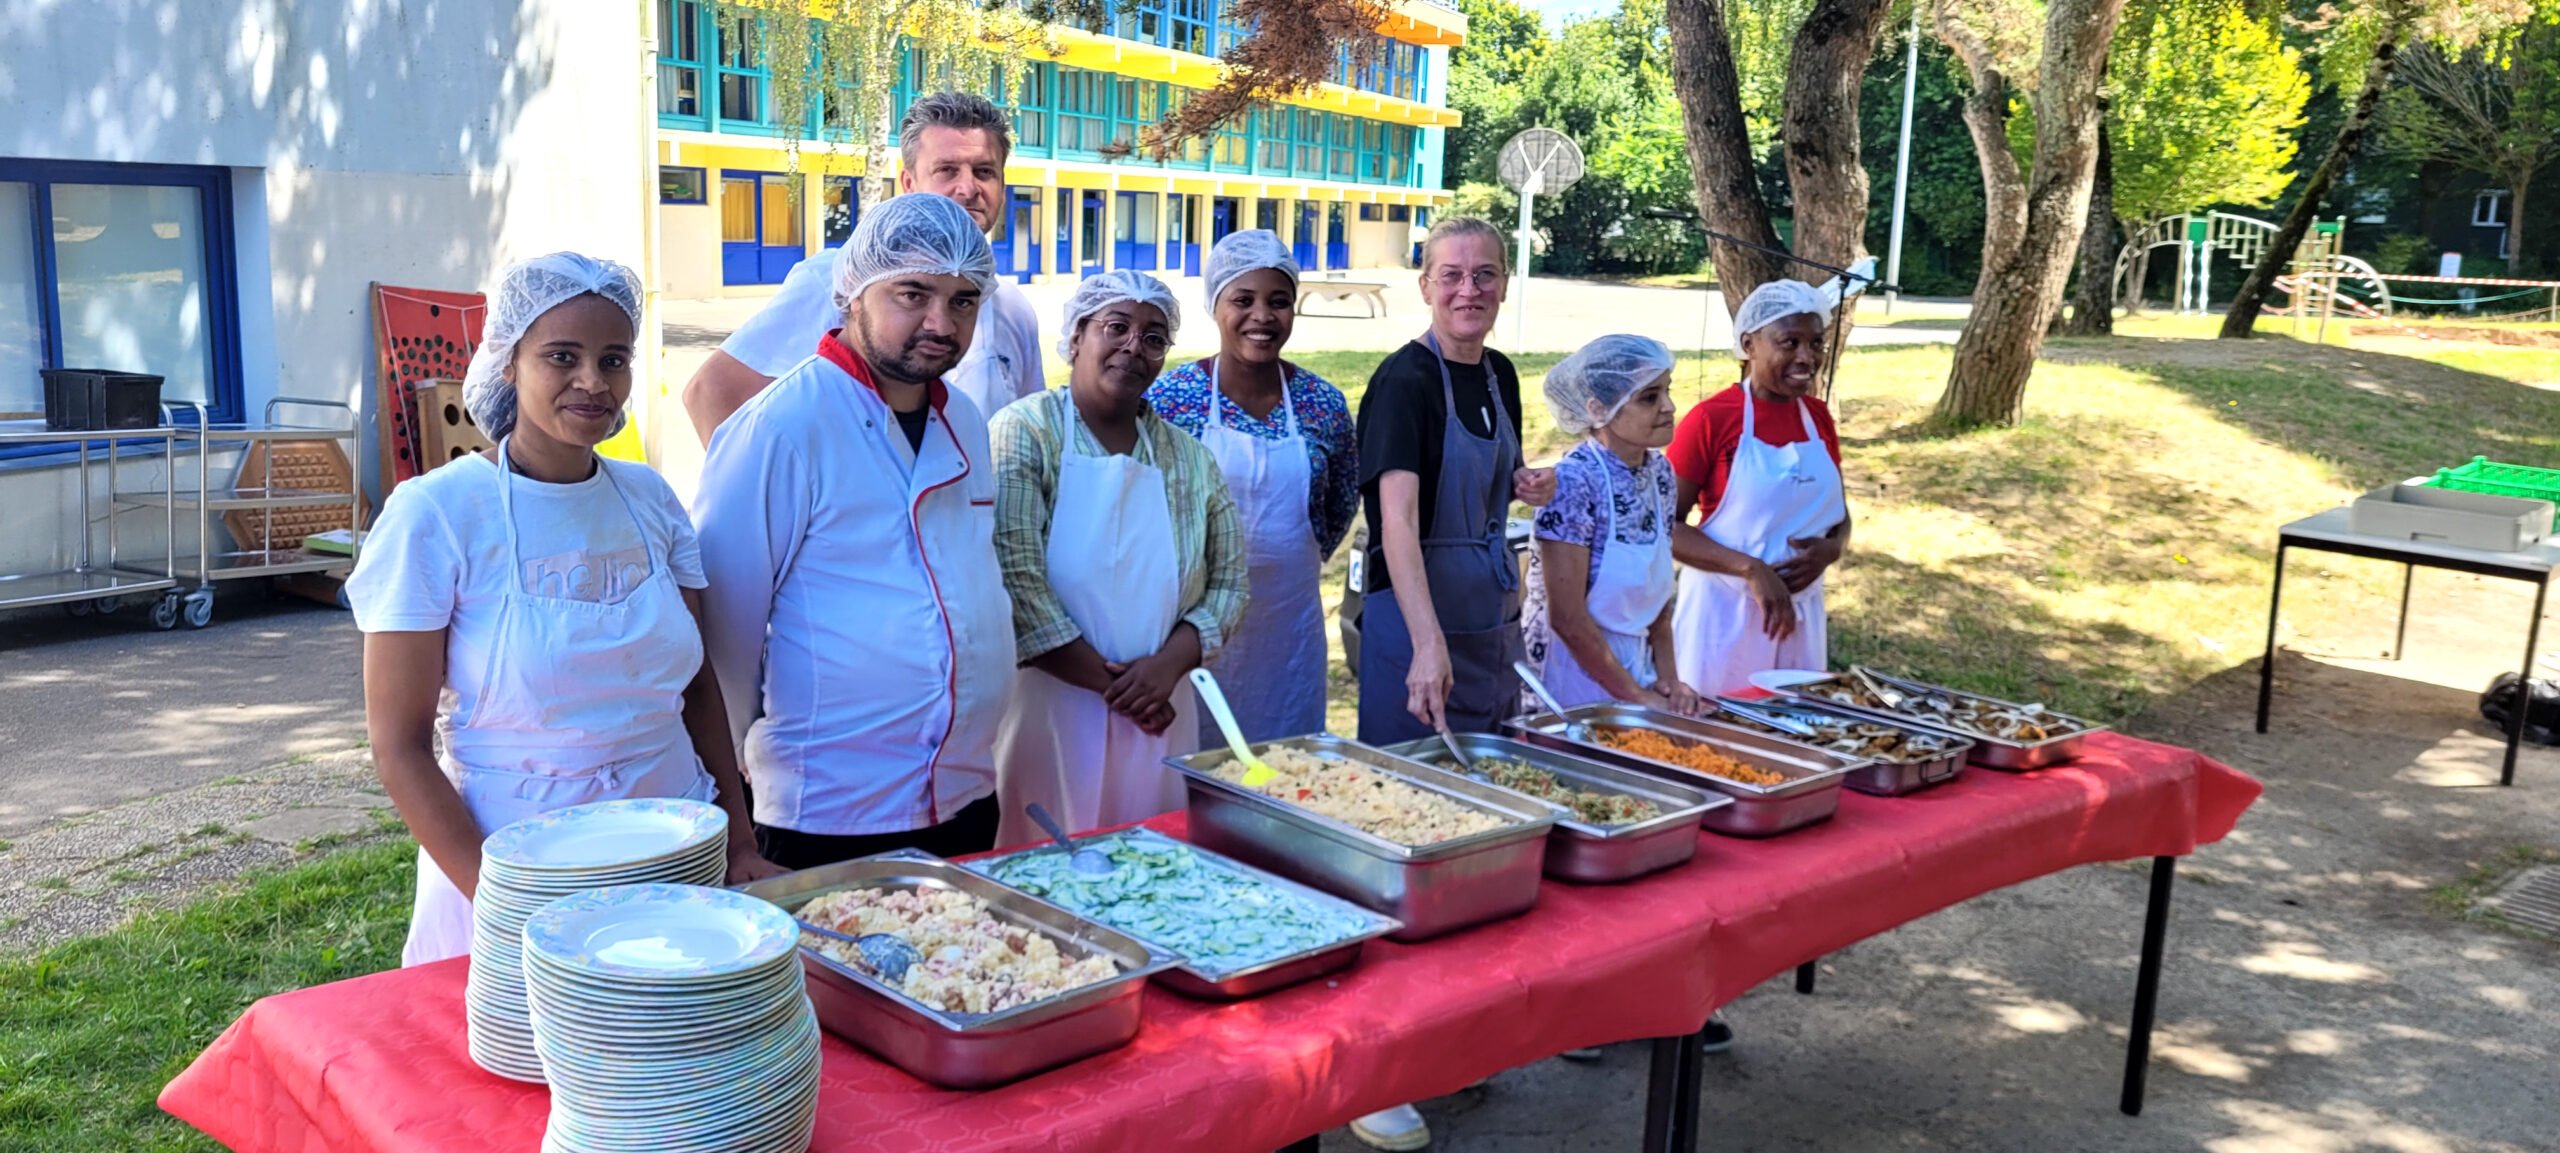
[1932,0,2126,427]
[1666,0,1787,305]
[2508,177,2531,277]
[2058,99,2117,337]
[2219,32,2404,338]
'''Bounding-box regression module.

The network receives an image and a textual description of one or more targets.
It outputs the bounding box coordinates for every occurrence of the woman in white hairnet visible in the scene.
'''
[1146,230,1356,743]
[990,269,1246,845]
[1665,278,1852,696]
[1523,335,1698,713]
[348,253,777,967]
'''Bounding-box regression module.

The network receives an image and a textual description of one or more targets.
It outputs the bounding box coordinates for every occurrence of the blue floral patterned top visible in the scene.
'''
[1147,359,1361,558]
[1523,441,1678,679]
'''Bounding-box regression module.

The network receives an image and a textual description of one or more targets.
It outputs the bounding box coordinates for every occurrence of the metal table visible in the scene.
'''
[0,420,181,620]
[2258,506,2560,786]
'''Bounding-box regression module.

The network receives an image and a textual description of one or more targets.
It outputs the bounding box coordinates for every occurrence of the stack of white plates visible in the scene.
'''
[520,884,819,1153]
[466,798,730,1082]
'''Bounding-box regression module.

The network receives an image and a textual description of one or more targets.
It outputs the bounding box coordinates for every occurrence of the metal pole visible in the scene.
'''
[1884,5,1920,316]
[2120,855,2178,1116]
[1514,170,1539,347]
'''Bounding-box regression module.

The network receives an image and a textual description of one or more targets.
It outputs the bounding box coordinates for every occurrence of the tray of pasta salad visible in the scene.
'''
[1165,734,1557,942]
[735,850,1180,1089]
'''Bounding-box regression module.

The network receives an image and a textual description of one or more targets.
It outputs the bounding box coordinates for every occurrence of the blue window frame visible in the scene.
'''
[656,0,709,128]
[1011,63,1056,155]
[660,165,708,203]
[1256,107,1290,171]
[0,159,245,453]
[714,12,769,129]
[1169,0,1215,56]
[1329,114,1357,180]
[1294,109,1325,176]
[1057,70,1108,155]
[1117,0,1168,46]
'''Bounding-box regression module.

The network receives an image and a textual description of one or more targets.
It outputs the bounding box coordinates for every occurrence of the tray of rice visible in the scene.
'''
[1382,732,1725,882]
[1164,734,1556,941]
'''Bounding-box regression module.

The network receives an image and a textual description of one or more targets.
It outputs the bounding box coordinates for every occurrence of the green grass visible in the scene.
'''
[0,842,414,1152]
[2428,845,2560,938]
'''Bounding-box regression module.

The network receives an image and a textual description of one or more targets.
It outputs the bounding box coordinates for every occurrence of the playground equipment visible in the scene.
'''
[2112,211,2356,314]
[2115,210,2560,325]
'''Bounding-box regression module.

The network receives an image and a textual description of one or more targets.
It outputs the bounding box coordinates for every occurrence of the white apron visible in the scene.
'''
[994,408,1198,846]
[1539,447,1676,708]
[404,442,715,967]
[1671,395,1845,697]
[1196,362,1328,744]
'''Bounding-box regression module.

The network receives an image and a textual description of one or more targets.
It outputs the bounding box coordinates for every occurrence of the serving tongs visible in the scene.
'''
[1854,666,2054,725]
[1711,696,1829,740]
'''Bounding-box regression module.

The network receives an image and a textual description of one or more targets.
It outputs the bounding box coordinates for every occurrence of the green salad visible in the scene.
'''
[977,832,1379,977]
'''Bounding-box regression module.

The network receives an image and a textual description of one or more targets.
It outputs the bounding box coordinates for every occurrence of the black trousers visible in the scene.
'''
[753,795,1002,871]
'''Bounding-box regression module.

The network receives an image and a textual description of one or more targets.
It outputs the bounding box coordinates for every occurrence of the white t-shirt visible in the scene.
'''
[719,244,1044,418]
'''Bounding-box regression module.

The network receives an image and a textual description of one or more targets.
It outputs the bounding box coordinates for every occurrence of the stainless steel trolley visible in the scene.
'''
[118,398,363,629]
[0,419,181,621]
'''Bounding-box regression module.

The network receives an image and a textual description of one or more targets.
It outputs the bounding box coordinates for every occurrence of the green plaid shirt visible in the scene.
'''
[990,388,1248,664]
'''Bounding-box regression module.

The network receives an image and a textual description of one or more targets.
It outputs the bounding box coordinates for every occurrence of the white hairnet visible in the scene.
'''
[1202,229,1298,308]
[461,252,642,442]
[1544,334,1675,437]
[1730,278,1833,358]
[832,192,996,311]
[1056,268,1182,360]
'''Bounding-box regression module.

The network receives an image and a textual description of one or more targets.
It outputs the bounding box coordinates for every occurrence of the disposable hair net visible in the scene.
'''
[1729,278,1833,358]
[1202,229,1298,308]
[831,193,997,311]
[1543,334,1675,437]
[461,252,643,442]
[1056,268,1183,360]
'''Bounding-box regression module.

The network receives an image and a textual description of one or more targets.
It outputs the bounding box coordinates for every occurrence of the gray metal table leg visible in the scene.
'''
[1795,960,1818,994]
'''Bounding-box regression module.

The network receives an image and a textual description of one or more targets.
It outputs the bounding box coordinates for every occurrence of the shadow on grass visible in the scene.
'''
[1831,549,2177,721]
[2043,334,2560,488]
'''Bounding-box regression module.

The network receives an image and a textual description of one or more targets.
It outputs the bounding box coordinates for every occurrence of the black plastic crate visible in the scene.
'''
[40,369,163,431]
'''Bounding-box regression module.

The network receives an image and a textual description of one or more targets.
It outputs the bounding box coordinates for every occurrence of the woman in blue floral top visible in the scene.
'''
[1523,334,1700,715]
[1147,230,1357,742]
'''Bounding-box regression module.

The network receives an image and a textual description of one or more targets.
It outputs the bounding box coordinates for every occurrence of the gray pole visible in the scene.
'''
[1884,7,1921,315]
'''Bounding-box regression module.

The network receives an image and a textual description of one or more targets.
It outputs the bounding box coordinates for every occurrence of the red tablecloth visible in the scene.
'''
[162,734,2258,1153]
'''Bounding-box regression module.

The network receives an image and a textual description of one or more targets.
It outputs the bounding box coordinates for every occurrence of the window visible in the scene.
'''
[1296,110,1326,176]
[1388,204,1411,223]
[2474,189,2509,228]
[1169,0,1215,56]
[660,166,707,203]
[1117,0,1167,46]
[1359,203,1383,222]
[822,175,860,247]
[1214,114,1249,169]
[0,161,242,430]
[1330,115,1357,179]
[715,13,766,126]
[656,0,707,123]
[1057,69,1108,153]
[1257,107,1291,171]
[1013,63,1055,152]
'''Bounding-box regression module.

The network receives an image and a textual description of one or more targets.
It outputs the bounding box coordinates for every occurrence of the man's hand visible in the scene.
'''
[1405,637,1454,730]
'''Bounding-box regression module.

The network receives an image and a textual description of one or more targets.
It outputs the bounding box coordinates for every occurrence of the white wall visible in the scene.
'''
[660,203,724,299]
[0,0,648,579]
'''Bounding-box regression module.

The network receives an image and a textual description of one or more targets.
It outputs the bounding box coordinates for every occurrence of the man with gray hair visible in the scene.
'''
[683,91,1047,442]
[691,192,1018,869]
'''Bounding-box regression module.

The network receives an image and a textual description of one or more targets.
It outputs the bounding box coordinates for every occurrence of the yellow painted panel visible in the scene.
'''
[1117,172,1172,192]
[1171,177,1219,195]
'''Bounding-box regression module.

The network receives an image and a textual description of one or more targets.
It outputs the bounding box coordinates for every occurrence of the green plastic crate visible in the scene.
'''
[2427,456,2560,505]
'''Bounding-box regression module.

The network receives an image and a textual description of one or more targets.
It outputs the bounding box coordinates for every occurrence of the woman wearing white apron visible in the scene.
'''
[1668,279,1853,696]
[991,270,1247,846]
[349,254,775,967]
[1147,230,1358,742]
[1522,336,1699,714]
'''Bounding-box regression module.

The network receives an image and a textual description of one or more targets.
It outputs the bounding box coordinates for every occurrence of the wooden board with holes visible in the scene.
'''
[223,441,358,553]
[372,284,486,489]
[413,379,494,469]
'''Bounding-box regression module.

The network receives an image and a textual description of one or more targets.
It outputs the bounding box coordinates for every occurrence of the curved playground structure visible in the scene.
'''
[2113,211,2560,324]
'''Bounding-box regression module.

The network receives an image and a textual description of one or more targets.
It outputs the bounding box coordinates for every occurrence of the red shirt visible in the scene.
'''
[1665,384,1843,521]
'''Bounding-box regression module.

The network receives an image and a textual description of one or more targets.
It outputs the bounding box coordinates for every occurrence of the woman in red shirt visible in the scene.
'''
[1665,279,1852,695]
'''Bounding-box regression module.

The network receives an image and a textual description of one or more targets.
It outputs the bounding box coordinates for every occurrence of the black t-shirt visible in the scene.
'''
[1356,340,1523,594]
[894,403,932,453]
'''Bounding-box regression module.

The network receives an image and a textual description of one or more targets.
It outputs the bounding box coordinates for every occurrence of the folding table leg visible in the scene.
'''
[1277,1139,1320,1153]
[2256,545,2287,734]
[2503,580,2548,788]
[2392,563,2413,660]
[1642,1026,1706,1153]
[1794,960,1818,994]
[2120,855,2178,1116]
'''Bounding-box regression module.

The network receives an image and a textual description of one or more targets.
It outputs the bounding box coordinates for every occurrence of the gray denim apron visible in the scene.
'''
[1356,333,1524,744]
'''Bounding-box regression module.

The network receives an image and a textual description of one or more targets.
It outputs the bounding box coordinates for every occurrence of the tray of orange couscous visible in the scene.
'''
[1503,703,1858,837]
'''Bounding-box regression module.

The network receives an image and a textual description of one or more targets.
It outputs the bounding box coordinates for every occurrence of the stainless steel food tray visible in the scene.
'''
[1165,734,1557,942]
[1503,705,1852,837]
[1774,669,2105,770]
[966,826,1404,1001]
[1381,733,1724,882]
[1711,696,1972,796]
[734,849,1182,1089]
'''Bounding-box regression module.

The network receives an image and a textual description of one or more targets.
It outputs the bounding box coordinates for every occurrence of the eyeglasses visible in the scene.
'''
[1429,269,1505,292]
[1089,318,1172,357]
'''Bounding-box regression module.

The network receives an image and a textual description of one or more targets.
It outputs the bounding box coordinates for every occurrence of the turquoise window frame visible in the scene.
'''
[1169,0,1215,56]
[713,11,774,132]
[656,0,711,129]
[1010,62,1056,156]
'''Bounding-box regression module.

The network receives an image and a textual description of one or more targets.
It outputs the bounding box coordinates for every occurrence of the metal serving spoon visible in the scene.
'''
[1026,802,1115,878]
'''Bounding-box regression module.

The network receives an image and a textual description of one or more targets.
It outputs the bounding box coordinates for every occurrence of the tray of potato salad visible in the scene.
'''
[735,850,1180,1089]
[970,827,1403,1000]
[1165,734,1557,942]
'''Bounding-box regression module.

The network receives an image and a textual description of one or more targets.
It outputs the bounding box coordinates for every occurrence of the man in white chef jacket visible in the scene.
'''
[682,91,1045,442]
[692,193,1018,869]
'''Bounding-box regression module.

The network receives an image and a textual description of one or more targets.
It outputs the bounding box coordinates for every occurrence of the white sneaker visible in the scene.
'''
[1349,1104,1431,1151]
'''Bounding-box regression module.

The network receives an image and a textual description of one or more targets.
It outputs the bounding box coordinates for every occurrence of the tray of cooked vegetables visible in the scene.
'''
[1164,734,1557,941]
[1774,667,2103,770]
[1710,696,1973,795]
[1503,704,1857,837]
[735,850,1181,1089]
[1381,732,1726,882]
[968,826,1403,999]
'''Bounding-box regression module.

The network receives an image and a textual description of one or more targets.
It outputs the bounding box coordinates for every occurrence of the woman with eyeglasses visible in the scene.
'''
[989,269,1246,847]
